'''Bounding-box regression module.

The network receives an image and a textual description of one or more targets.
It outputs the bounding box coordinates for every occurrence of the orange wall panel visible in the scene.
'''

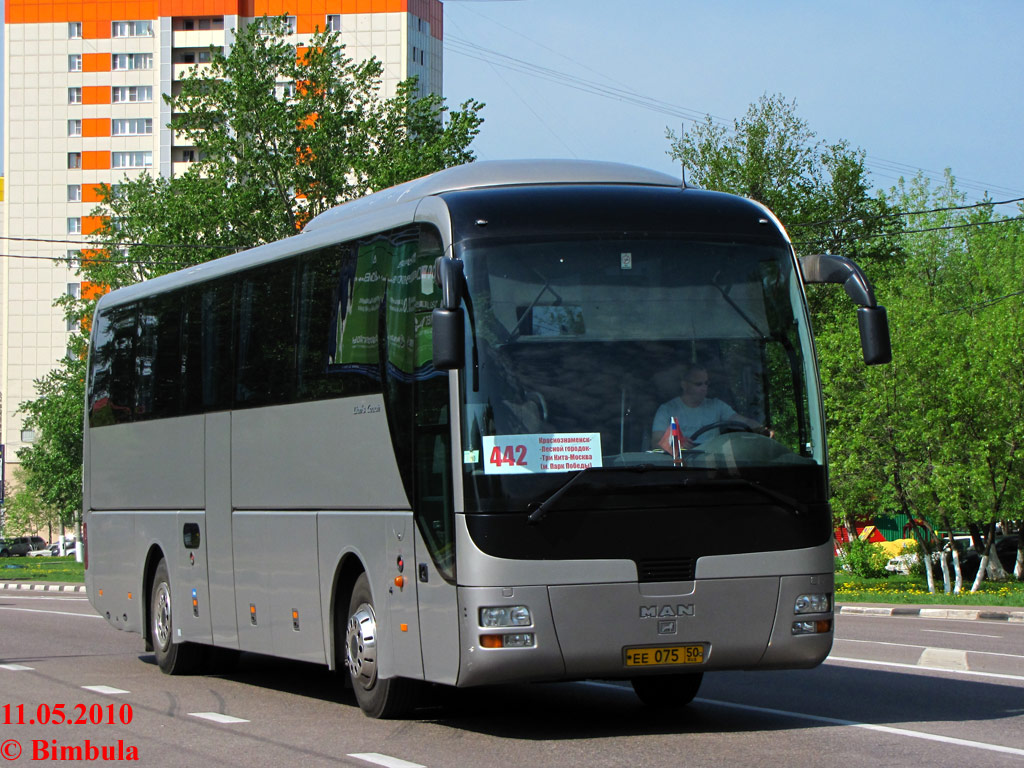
[83,53,110,72]
[82,216,108,236]
[82,151,111,171]
[82,86,110,105]
[82,118,110,138]
[82,185,108,204]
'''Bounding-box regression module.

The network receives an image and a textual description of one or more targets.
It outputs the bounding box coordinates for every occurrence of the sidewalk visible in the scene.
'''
[838,602,1024,622]
[0,580,87,594]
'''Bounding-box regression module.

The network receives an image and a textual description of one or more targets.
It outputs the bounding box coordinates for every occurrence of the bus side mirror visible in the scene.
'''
[433,257,465,370]
[432,308,464,370]
[800,254,892,366]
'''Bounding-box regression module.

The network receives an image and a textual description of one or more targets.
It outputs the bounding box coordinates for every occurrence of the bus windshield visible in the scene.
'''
[457,236,824,514]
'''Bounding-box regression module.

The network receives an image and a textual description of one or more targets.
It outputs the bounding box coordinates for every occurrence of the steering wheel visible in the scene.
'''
[689,420,761,442]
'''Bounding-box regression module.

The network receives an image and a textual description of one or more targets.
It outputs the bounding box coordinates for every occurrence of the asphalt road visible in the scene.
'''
[1,590,1023,767]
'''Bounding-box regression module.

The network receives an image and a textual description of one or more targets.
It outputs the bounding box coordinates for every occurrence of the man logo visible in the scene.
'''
[639,604,695,619]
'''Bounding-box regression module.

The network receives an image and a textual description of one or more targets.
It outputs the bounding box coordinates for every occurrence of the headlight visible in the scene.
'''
[479,605,532,628]
[794,593,831,615]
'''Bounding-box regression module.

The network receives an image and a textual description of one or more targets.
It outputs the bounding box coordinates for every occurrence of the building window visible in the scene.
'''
[112,85,154,103]
[69,87,82,105]
[69,54,83,72]
[68,119,82,137]
[112,151,153,169]
[112,118,153,136]
[112,53,154,71]
[112,20,153,37]
[326,14,341,32]
[68,152,82,169]
[285,16,297,33]
[68,218,82,235]
[68,185,82,202]
[69,21,83,39]
[67,284,82,331]
[67,249,81,266]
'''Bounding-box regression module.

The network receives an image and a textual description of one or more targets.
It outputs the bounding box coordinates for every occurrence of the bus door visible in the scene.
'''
[410,372,460,685]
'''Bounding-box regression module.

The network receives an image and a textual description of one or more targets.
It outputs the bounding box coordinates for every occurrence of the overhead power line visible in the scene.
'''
[444,36,1024,203]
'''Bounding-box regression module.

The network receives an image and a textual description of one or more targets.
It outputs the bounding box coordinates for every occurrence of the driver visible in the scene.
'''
[651,364,770,450]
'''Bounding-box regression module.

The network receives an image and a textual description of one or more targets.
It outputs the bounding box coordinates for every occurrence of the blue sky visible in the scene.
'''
[442,0,1024,207]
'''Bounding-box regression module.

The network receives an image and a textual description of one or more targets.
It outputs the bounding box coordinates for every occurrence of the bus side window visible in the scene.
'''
[88,304,137,426]
[236,262,297,407]
[201,281,235,412]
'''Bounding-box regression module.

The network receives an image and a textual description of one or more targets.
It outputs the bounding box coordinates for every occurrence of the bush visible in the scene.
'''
[840,538,890,578]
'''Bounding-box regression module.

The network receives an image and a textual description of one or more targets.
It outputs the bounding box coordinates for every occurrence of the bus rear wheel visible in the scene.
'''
[631,672,703,707]
[150,558,203,675]
[344,573,417,718]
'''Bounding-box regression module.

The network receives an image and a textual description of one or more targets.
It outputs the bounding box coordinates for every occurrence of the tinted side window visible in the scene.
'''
[236,262,297,407]
[135,292,186,421]
[201,281,235,412]
[88,304,137,426]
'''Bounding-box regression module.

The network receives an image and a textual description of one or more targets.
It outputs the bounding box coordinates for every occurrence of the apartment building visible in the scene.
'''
[1,0,443,475]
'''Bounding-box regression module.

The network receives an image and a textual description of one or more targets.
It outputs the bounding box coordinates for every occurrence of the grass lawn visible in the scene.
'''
[0,556,84,583]
[836,572,1024,607]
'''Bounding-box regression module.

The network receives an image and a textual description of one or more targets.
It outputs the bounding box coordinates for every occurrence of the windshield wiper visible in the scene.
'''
[526,465,661,524]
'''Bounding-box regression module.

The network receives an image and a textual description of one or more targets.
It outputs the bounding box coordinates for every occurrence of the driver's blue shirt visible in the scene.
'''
[652,397,737,445]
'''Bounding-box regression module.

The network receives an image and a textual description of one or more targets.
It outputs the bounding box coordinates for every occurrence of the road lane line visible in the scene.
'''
[0,664,35,671]
[695,697,1024,757]
[188,712,249,724]
[348,753,426,768]
[836,638,1024,660]
[82,685,130,695]
[920,629,1001,638]
[827,655,1024,682]
[0,606,101,619]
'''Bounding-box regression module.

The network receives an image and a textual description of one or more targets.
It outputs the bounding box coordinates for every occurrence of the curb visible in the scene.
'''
[0,581,87,594]
[838,604,1024,623]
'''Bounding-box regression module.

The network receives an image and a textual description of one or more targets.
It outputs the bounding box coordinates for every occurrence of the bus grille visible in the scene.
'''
[636,557,696,582]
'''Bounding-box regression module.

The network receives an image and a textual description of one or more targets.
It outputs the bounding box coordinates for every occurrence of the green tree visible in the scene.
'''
[83,15,484,288]
[15,339,87,531]
[669,94,903,544]
[18,15,484,528]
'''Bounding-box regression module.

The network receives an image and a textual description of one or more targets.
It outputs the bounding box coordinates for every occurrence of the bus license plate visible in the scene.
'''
[623,644,704,667]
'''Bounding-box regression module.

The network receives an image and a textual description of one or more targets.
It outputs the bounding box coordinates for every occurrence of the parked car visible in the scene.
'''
[0,535,48,556]
[50,537,77,557]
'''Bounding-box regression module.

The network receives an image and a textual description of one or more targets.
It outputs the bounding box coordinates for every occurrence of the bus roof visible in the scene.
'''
[302,159,682,234]
[92,160,687,311]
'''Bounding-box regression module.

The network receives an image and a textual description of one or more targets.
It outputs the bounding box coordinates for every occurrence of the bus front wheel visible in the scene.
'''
[631,672,703,707]
[150,558,203,675]
[344,573,417,718]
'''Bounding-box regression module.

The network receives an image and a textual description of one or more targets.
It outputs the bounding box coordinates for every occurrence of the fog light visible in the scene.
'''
[794,593,831,615]
[792,619,832,635]
[479,605,532,628]
[480,633,535,648]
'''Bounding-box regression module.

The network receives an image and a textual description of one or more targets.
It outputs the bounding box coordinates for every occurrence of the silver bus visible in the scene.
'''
[83,160,890,718]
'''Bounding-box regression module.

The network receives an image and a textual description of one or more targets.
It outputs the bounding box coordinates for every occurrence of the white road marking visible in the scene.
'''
[920,629,1001,638]
[918,647,969,670]
[82,685,129,695]
[836,638,1024,660]
[695,697,1024,757]
[0,594,88,601]
[827,655,1024,682]
[348,753,426,768]
[0,606,101,619]
[188,712,250,724]
[0,664,35,671]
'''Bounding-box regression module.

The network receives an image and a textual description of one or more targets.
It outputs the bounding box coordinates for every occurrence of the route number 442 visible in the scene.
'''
[489,444,527,467]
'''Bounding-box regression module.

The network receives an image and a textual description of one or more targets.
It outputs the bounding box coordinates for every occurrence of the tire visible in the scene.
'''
[150,558,204,675]
[344,572,417,718]
[631,672,703,707]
